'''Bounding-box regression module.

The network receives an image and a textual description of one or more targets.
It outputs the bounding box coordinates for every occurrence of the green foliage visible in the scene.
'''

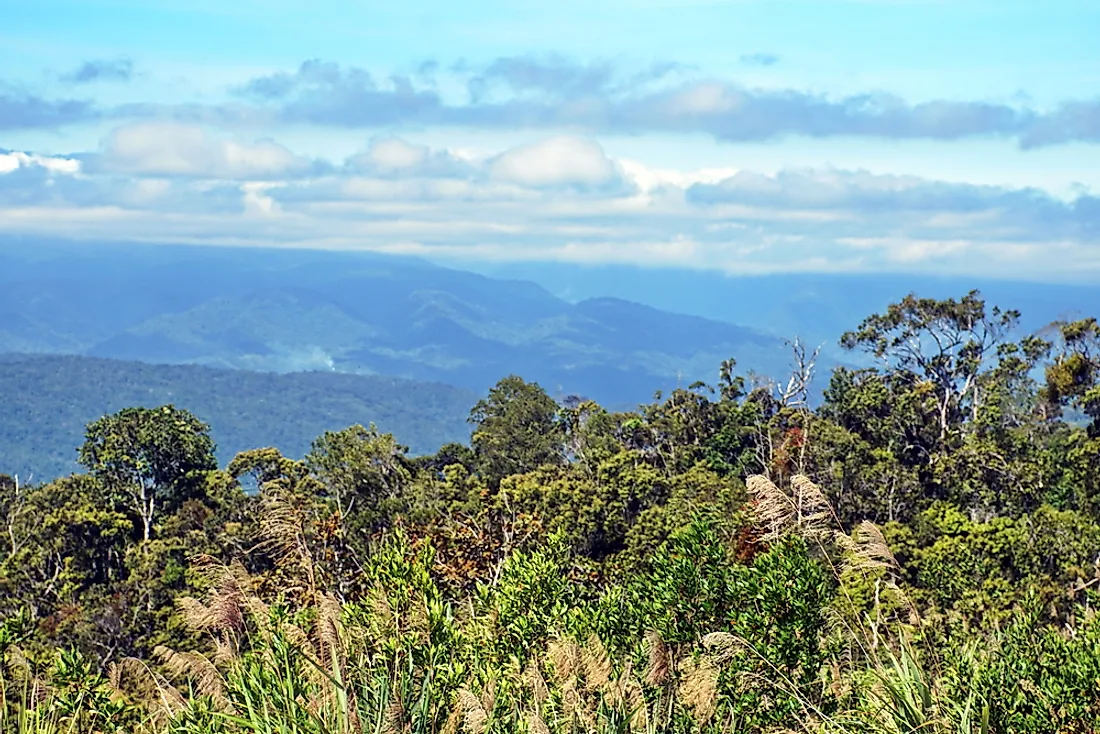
[7,289,1100,732]
[470,375,565,488]
[79,405,217,541]
[0,354,476,481]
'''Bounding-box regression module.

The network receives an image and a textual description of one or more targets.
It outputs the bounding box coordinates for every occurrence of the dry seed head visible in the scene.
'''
[527,709,551,734]
[524,660,550,705]
[480,675,497,715]
[548,638,581,685]
[790,474,833,537]
[581,634,613,692]
[701,632,747,665]
[441,702,463,734]
[153,646,228,708]
[746,475,794,540]
[644,630,672,686]
[315,592,344,669]
[108,657,186,717]
[457,687,488,734]
[677,656,719,726]
[257,492,316,582]
[836,521,898,574]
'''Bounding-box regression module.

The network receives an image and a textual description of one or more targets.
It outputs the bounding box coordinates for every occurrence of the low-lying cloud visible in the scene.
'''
[92,122,327,179]
[1,128,1097,278]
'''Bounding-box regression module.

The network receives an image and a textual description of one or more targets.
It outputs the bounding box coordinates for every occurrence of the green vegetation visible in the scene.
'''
[3,290,1100,733]
[0,354,475,480]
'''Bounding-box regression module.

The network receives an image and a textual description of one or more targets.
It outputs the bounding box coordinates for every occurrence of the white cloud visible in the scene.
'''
[98,122,311,179]
[1,134,1098,280]
[0,151,81,175]
[488,136,622,188]
[364,137,428,169]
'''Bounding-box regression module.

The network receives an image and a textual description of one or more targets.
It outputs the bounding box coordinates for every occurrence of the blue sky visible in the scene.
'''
[2,0,1099,279]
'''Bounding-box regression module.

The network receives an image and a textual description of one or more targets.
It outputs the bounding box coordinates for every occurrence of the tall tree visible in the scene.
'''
[78,406,216,542]
[469,376,565,487]
[306,424,410,526]
[841,291,1019,444]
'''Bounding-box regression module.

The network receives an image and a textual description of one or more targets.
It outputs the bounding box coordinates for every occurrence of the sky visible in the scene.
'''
[2,0,1100,280]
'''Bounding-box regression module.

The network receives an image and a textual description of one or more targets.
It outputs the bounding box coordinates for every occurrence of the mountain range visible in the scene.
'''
[0,238,788,407]
[457,261,1100,355]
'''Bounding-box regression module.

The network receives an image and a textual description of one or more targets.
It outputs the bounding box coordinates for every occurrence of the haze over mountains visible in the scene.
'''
[4,237,1099,481]
[460,261,1100,356]
[0,239,788,407]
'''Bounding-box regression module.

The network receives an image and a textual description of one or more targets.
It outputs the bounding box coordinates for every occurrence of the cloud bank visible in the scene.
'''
[1,126,1097,279]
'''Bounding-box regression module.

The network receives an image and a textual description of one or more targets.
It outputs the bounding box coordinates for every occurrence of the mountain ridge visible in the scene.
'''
[0,352,477,481]
[0,239,789,406]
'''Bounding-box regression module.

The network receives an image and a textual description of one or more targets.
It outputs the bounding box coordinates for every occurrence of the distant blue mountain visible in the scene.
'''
[453,260,1100,353]
[0,239,790,407]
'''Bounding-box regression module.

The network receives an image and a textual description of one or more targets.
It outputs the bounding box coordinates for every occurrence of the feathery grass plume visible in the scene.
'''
[315,592,344,670]
[480,675,497,719]
[581,634,613,693]
[280,621,317,658]
[548,638,581,684]
[790,474,834,538]
[3,645,33,684]
[677,655,719,726]
[440,699,463,734]
[702,632,747,665]
[644,630,672,686]
[836,521,898,574]
[212,637,239,668]
[152,646,227,709]
[748,474,835,542]
[175,560,249,644]
[456,687,488,734]
[257,490,317,595]
[523,659,549,706]
[526,708,551,734]
[548,638,590,726]
[746,474,795,541]
[107,656,185,721]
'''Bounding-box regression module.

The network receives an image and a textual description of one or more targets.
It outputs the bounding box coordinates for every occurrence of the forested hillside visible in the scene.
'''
[0,354,475,480]
[3,290,1100,733]
[0,239,785,406]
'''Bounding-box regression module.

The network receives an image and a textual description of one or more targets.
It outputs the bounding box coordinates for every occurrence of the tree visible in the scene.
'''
[78,406,216,542]
[306,424,411,535]
[469,376,565,487]
[841,291,1019,444]
[1044,317,1100,432]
